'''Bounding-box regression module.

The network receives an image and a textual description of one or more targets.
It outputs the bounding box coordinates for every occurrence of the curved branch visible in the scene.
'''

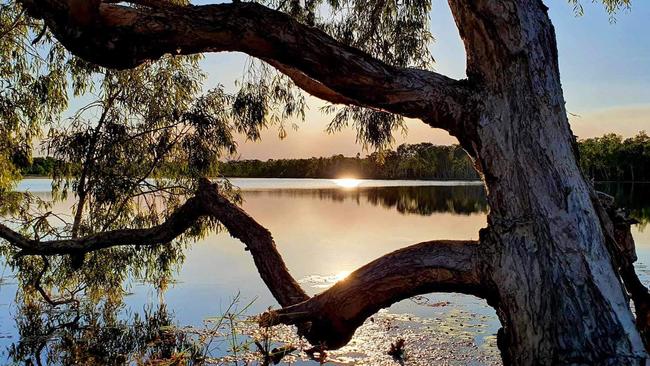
[2,178,486,350]
[0,195,205,255]
[0,178,308,307]
[198,183,310,306]
[19,0,471,130]
[260,240,485,350]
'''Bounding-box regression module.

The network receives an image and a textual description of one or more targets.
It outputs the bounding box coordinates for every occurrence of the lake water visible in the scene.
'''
[1,179,649,365]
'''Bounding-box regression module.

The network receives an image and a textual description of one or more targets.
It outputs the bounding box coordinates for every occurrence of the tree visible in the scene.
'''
[1,0,649,364]
[579,132,650,182]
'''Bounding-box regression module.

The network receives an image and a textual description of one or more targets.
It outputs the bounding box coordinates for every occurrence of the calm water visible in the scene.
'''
[1,179,649,365]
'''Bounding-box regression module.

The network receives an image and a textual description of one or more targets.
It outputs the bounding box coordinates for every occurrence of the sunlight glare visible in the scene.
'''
[334,270,351,282]
[333,178,361,188]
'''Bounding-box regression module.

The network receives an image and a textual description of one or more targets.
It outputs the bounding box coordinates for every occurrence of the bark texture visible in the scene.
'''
[446,1,646,363]
[261,240,483,349]
[10,0,650,364]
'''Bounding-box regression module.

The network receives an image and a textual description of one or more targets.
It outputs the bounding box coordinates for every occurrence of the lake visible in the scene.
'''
[1,179,649,365]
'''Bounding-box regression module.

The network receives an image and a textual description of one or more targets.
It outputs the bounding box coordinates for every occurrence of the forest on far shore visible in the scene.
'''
[19,132,650,182]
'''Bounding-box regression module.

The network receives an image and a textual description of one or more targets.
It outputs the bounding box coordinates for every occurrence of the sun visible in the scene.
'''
[333,178,361,188]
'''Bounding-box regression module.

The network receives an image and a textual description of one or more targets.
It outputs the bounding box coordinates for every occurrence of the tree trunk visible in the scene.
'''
[449,1,646,364]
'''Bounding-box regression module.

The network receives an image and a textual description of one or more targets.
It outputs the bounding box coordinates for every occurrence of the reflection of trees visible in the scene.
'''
[8,301,199,366]
[1,239,194,365]
[246,186,489,216]
[596,183,650,231]
[364,186,488,216]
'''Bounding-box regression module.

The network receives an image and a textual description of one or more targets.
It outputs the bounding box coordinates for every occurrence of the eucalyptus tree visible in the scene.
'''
[0,1,301,358]
[1,0,649,364]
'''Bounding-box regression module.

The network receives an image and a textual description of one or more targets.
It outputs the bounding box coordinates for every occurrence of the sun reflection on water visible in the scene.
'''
[298,270,353,289]
[334,270,351,282]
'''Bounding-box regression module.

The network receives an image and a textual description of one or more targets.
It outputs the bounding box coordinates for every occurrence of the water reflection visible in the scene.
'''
[8,302,199,366]
[246,185,489,216]
[332,178,361,188]
[0,181,648,365]
[0,243,191,365]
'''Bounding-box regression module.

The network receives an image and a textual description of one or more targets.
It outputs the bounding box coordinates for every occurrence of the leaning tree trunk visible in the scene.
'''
[450,1,646,364]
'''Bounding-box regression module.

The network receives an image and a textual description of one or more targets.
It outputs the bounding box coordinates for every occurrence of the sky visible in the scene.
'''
[138,1,650,159]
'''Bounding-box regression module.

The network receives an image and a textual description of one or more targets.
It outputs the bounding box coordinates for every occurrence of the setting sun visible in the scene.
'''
[333,178,361,188]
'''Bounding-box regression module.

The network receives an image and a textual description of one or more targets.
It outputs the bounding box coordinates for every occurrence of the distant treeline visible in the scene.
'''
[19,133,650,181]
[578,132,650,182]
[20,143,478,180]
[20,156,58,176]
[219,143,479,180]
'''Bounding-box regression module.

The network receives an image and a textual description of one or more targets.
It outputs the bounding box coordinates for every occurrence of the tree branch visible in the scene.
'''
[0,178,308,307]
[198,182,309,306]
[260,240,485,350]
[19,0,471,130]
[2,179,487,350]
[0,195,205,255]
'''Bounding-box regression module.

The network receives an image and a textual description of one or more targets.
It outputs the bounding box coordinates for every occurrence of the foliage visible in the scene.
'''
[0,0,69,191]
[20,133,650,184]
[1,1,263,338]
[578,131,650,182]
[19,156,56,176]
[569,0,631,17]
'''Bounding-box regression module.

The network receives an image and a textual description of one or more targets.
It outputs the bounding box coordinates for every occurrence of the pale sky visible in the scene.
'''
[72,0,650,160]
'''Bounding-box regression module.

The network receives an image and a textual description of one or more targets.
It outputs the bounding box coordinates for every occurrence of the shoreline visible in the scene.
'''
[19,175,650,184]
